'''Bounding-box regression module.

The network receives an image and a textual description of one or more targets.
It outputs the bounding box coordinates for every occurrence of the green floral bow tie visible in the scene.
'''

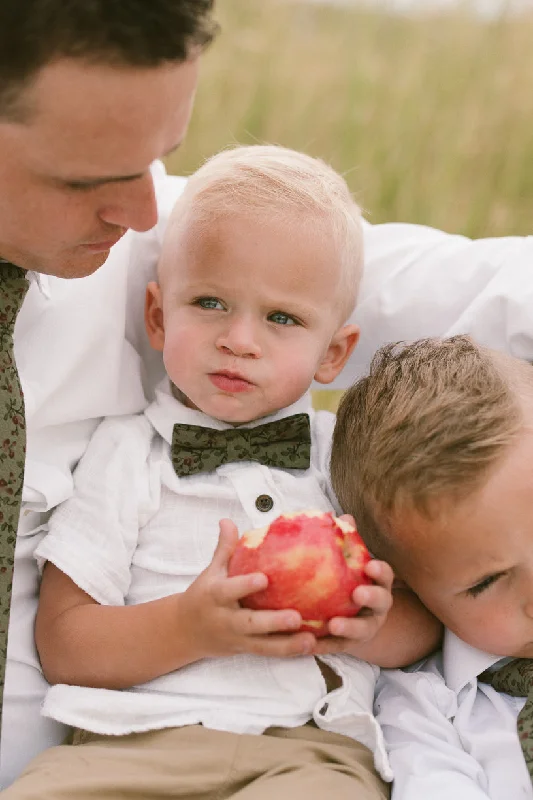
[480,658,533,784]
[171,413,311,477]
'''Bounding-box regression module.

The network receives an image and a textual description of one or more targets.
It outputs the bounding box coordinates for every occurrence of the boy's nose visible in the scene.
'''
[523,578,533,619]
[216,317,262,358]
[525,598,533,620]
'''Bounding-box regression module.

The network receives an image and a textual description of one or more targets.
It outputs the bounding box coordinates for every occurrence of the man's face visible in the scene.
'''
[0,57,199,277]
[390,427,533,658]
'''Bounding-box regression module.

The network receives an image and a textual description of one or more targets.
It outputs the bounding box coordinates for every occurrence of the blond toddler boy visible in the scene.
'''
[4,146,438,799]
[332,334,533,799]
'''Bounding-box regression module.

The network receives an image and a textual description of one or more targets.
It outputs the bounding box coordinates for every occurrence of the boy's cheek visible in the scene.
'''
[447,605,515,655]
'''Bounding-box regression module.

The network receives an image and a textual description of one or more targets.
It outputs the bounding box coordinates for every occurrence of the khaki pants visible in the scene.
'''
[3,723,390,800]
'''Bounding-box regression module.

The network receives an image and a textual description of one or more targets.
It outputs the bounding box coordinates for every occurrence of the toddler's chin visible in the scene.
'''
[179,394,258,426]
[207,400,263,427]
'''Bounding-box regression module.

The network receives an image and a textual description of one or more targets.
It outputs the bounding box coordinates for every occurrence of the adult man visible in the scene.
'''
[0,0,217,785]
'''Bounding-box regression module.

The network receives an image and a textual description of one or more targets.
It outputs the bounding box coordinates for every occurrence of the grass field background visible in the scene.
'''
[166,0,533,240]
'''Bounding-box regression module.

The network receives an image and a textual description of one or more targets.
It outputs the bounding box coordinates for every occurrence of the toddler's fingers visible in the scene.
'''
[210,519,240,570]
[246,631,316,659]
[319,613,384,646]
[233,607,302,636]
[211,572,268,605]
[363,559,394,590]
[352,584,392,617]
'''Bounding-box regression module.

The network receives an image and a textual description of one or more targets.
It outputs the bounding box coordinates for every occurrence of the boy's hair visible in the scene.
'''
[166,144,364,322]
[0,0,218,120]
[331,335,531,560]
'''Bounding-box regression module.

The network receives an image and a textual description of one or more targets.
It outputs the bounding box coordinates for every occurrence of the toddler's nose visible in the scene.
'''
[216,317,262,358]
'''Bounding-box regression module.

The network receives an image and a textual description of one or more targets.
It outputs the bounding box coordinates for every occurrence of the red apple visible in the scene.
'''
[227,510,372,636]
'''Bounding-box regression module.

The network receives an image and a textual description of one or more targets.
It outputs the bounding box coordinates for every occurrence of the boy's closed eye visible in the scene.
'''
[465,571,505,598]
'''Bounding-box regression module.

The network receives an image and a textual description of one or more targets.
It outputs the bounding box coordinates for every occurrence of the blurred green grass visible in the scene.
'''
[166,0,533,239]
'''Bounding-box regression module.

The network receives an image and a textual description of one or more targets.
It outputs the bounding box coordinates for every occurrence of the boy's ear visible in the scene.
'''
[314,324,360,384]
[145,281,165,352]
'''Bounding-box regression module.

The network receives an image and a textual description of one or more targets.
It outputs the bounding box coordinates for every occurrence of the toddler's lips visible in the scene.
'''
[209,372,254,393]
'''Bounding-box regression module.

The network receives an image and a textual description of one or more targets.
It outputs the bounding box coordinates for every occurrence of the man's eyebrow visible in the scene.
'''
[63,140,184,187]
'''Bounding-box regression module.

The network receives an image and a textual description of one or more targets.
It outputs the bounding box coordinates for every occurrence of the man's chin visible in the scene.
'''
[40,248,112,279]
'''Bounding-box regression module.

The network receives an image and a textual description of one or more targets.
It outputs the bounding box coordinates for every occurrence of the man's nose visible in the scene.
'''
[98,172,158,233]
[216,316,262,358]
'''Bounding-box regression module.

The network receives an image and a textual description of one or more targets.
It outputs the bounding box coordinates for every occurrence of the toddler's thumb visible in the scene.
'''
[212,518,240,568]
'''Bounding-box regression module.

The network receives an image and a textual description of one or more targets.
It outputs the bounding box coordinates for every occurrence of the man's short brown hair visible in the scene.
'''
[331,335,531,560]
[0,0,218,119]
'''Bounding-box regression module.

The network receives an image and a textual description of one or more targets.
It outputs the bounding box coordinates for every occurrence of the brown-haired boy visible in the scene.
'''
[331,334,533,799]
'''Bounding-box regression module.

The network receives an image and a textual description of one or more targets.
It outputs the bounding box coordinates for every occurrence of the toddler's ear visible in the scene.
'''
[314,324,359,384]
[145,282,165,352]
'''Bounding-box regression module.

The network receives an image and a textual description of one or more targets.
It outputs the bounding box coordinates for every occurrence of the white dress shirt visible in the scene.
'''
[3,241,149,785]
[375,630,531,800]
[5,161,533,786]
[34,381,392,783]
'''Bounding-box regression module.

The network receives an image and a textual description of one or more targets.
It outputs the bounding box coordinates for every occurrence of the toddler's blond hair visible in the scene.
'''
[162,144,363,322]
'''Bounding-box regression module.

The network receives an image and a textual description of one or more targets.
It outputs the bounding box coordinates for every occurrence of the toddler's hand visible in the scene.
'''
[182,518,316,660]
[312,559,394,656]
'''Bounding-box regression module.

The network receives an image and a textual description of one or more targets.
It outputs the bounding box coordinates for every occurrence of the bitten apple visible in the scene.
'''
[227,510,372,636]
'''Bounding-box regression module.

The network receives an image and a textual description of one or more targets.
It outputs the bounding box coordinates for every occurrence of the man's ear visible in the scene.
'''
[314,324,360,384]
[145,281,165,352]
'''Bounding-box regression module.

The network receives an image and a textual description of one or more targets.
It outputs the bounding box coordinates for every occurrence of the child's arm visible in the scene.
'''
[35,519,316,690]
[313,563,442,667]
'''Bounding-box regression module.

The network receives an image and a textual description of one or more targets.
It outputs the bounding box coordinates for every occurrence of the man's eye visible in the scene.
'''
[466,573,502,598]
[65,181,98,192]
[196,297,224,310]
[269,311,298,326]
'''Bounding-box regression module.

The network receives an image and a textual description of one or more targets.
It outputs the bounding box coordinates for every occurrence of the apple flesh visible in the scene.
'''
[227,510,372,636]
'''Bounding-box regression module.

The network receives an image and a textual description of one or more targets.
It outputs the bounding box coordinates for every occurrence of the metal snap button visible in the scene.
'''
[255,494,274,512]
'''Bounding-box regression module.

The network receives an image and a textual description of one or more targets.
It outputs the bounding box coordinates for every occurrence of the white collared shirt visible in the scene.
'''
[34,381,392,782]
[3,245,150,786]
[374,629,531,799]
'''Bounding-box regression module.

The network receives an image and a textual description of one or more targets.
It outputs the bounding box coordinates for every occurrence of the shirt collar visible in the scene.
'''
[27,271,51,299]
[145,376,313,447]
[442,629,504,692]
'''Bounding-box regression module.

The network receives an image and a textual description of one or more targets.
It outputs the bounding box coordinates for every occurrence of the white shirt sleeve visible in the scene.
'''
[34,414,154,606]
[328,220,533,388]
[375,667,491,800]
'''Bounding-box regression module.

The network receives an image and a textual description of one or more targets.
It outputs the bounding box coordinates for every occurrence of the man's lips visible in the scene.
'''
[209,372,254,393]
[81,231,126,252]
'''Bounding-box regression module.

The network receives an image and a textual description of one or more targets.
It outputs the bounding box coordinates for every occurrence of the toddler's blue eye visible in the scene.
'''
[269,311,297,326]
[197,297,224,310]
